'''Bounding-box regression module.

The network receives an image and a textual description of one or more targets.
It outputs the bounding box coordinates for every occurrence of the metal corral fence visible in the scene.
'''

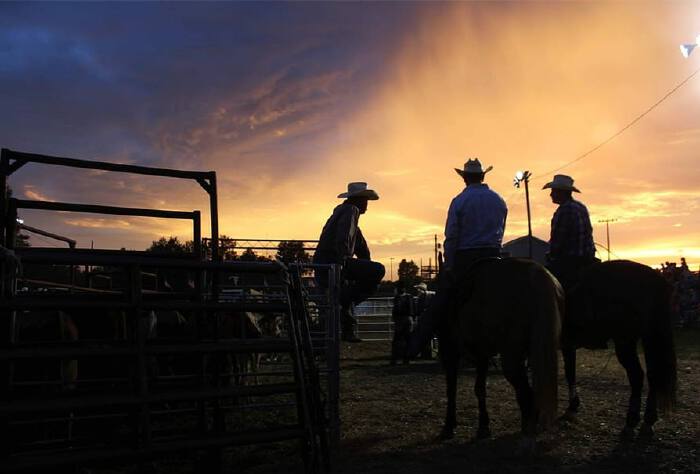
[0,149,339,473]
[355,297,394,341]
[1,250,341,474]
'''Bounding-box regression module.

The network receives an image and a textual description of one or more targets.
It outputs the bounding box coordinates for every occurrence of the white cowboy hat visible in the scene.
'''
[542,174,581,193]
[454,158,493,178]
[337,182,379,200]
[414,282,428,291]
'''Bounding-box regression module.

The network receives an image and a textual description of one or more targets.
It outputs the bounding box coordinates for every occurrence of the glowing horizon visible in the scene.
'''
[2,2,700,272]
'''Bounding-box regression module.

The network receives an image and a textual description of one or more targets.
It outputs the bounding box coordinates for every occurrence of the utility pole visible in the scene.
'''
[514,171,533,258]
[389,257,394,282]
[598,218,617,261]
[434,234,438,277]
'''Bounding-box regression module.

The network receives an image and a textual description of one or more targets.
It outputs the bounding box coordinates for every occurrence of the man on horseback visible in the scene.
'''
[405,159,507,357]
[542,174,597,292]
[543,174,604,351]
[313,182,385,342]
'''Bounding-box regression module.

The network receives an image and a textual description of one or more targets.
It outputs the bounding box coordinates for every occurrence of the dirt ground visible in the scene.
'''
[328,330,700,474]
[214,329,700,474]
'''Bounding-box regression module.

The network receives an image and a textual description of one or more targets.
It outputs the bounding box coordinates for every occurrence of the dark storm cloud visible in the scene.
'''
[0,3,419,171]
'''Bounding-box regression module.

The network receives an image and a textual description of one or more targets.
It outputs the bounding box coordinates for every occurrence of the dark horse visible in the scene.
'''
[440,258,564,450]
[562,260,677,436]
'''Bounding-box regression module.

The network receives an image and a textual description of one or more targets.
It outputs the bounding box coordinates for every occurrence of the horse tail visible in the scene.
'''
[643,278,677,415]
[530,265,563,427]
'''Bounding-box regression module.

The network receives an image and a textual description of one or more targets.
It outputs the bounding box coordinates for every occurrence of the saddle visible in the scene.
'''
[443,256,502,317]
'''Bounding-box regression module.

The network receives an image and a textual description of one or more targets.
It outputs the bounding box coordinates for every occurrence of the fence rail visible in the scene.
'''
[1,256,340,473]
[0,148,340,473]
[355,297,394,341]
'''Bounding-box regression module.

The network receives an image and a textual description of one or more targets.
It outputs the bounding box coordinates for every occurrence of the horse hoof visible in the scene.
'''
[476,426,491,439]
[438,426,455,441]
[639,423,655,438]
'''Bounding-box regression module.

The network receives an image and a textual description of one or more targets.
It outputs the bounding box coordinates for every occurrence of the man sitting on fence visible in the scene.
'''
[313,182,385,343]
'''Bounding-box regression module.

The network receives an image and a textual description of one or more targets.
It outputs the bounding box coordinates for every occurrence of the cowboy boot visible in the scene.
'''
[341,304,362,343]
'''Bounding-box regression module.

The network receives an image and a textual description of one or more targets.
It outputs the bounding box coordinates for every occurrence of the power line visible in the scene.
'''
[594,241,622,260]
[504,63,700,205]
[531,63,700,182]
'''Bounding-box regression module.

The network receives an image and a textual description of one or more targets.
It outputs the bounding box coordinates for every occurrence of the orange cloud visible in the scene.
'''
[23,185,53,202]
[63,218,133,229]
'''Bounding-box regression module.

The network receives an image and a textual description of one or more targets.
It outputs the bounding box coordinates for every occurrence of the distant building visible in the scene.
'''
[502,236,550,265]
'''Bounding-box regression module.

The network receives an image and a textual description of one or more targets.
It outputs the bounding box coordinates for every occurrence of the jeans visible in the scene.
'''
[407,247,500,357]
[315,258,385,335]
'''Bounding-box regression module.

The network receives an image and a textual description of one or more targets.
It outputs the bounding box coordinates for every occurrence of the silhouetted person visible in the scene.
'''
[406,159,507,357]
[543,174,602,346]
[313,182,385,342]
[543,174,596,289]
[391,282,414,365]
[413,282,436,359]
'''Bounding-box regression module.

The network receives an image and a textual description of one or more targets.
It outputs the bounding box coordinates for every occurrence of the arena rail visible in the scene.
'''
[0,148,341,473]
[0,255,335,473]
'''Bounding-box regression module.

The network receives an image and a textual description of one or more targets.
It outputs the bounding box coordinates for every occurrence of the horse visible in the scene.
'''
[440,257,564,451]
[562,260,677,436]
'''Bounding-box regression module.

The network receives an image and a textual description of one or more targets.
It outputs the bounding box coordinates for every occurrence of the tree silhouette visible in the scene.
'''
[239,248,262,262]
[147,236,193,254]
[276,240,310,263]
[397,259,420,286]
[145,236,195,291]
[219,234,237,260]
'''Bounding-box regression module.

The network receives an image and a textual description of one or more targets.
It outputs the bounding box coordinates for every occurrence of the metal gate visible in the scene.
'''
[0,148,340,473]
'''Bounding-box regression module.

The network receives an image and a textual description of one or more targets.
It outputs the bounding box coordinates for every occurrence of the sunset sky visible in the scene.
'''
[1,2,699,273]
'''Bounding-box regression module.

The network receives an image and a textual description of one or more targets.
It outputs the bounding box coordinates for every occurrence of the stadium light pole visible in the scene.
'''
[680,34,700,58]
[514,170,533,258]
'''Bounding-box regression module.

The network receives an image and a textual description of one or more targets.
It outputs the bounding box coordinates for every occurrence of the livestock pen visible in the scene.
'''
[0,149,341,473]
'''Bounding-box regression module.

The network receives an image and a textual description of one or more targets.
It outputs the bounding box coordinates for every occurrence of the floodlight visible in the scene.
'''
[681,43,697,58]
[515,170,524,181]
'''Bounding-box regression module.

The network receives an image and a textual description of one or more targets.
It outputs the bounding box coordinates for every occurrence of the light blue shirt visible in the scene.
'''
[444,183,508,266]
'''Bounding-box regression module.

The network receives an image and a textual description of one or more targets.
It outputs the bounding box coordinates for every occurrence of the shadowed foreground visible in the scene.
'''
[230,331,699,473]
[332,337,699,474]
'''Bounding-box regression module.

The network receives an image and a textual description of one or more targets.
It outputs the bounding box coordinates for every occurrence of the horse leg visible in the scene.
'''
[562,345,580,415]
[640,337,658,436]
[503,357,536,454]
[474,356,490,439]
[614,339,644,436]
[440,353,459,440]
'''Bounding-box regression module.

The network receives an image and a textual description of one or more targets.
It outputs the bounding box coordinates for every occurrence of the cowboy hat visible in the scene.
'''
[454,158,493,178]
[337,182,379,200]
[414,282,428,291]
[542,174,581,193]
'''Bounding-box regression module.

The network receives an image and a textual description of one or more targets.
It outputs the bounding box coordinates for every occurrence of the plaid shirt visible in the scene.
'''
[549,199,595,259]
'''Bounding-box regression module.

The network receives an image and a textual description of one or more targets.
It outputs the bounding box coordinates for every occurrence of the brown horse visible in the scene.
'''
[562,260,677,436]
[440,258,564,450]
